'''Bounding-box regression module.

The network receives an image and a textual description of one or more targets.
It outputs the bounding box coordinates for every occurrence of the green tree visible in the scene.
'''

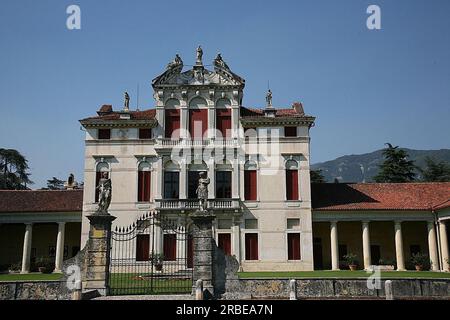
[373,143,416,183]
[45,177,65,190]
[420,157,450,182]
[310,169,325,183]
[0,148,33,190]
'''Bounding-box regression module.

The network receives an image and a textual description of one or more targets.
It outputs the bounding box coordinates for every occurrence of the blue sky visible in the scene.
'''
[0,0,449,188]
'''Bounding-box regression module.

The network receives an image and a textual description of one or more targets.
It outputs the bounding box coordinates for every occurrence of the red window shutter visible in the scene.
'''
[163,234,177,261]
[216,109,232,138]
[245,233,258,260]
[165,109,180,139]
[136,234,150,261]
[288,233,301,260]
[244,170,257,201]
[218,233,231,256]
[138,171,151,202]
[286,170,299,200]
[189,109,208,139]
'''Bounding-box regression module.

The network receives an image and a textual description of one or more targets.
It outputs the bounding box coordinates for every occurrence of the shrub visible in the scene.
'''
[343,253,358,266]
[410,253,431,270]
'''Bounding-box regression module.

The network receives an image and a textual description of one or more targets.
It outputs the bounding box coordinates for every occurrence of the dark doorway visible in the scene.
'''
[371,245,381,265]
[218,233,231,255]
[163,234,177,261]
[313,237,323,269]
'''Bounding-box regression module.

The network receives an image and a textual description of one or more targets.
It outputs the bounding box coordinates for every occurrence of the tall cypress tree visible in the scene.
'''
[373,143,416,183]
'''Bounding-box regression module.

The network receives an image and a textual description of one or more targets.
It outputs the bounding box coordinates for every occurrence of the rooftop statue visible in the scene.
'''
[96,172,112,214]
[213,53,230,71]
[166,54,183,70]
[266,89,273,107]
[124,91,130,111]
[196,171,210,211]
[196,45,203,65]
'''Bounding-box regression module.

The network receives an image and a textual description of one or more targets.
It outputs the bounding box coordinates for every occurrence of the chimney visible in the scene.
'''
[97,104,113,116]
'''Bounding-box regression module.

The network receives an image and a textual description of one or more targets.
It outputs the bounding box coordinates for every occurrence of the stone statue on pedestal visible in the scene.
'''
[266,89,272,107]
[196,45,203,65]
[167,54,183,70]
[124,92,130,111]
[196,171,210,211]
[96,172,112,214]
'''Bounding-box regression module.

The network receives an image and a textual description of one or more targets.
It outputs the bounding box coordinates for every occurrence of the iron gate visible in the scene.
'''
[109,212,193,295]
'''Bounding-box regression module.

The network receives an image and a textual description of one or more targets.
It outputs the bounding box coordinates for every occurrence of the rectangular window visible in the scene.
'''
[95,171,109,203]
[216,109,232,138]
[164,171,179,199]
[136,234,150,261]
[165,109,180,139]
[244,170,257,201]
[187,171,198,199]
[215,171,232,199]
[218,233,231,256]
[139,128,152,139]
[287,233,301,260]
[286,169,299,200]
[138,171,151,202]
[245,233,258,260]
[98,129,111,140]
[284,126,297,137]
[189,109,208,139]
[163,234,177,261]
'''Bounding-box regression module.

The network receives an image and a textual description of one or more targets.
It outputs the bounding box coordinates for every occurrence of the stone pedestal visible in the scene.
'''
[190,209,216,298]
[84,212,116,296]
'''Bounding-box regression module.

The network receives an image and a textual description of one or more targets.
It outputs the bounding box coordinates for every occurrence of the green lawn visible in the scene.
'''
[109,273,192,295]
[0,273,63,282]
[238,270,450,279]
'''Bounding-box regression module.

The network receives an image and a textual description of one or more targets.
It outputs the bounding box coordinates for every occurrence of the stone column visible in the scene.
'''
[362,221,372,269]
[180,106,188,139]
[231,221,241,263]
[207,158,215,199]
[190,210,216,297]
[54,222,66,273]
[439,220,449,271]
[394,221,405,271]
[84,213,116,296]
[21,223,33,274]
[232,158,239,199]
[179,161,187,199]
[155,156,163,199]
[427,221,439,271]
[330,221,339,271]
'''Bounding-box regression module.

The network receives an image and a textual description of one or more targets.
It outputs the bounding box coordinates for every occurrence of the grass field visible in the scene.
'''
[109,273,192,295]
[238,270,450,279]
[0,273,63,281]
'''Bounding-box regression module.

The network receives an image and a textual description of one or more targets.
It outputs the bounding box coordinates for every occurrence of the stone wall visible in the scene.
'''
[222,278,450,299]
[0,281,71,300]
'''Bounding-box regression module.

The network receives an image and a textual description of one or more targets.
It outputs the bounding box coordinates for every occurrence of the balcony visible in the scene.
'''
[155,138,239,149]
[155,198,241,211]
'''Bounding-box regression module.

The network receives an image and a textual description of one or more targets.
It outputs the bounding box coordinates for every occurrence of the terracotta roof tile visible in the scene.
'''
[82,109,156,121]
[0,190,83,213]
[311,182,450,211]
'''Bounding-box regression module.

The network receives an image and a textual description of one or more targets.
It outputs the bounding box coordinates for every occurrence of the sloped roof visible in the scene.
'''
[311,182,450,211]
[0,190,83,213]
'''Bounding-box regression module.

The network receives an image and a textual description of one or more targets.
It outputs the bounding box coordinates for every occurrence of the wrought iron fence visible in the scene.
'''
[109,212,193,295]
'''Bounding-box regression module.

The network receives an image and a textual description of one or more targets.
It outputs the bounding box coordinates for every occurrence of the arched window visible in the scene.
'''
[215,162,232,199]
[137,162,151,202]
[165,99,180,139]
[188,161,207,199]
[244,160,257,201]
[285,159,299,200]
[164,161,180,199]
[95,162,109,203]
[189,97,208,139]
[216,98,232,139]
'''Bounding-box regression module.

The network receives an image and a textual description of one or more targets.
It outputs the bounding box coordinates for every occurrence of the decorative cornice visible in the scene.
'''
[80,119,158,128]
[240,116,315,128]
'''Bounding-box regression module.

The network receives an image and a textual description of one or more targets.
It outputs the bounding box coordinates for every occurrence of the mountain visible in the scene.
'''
[311,148,450,183]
